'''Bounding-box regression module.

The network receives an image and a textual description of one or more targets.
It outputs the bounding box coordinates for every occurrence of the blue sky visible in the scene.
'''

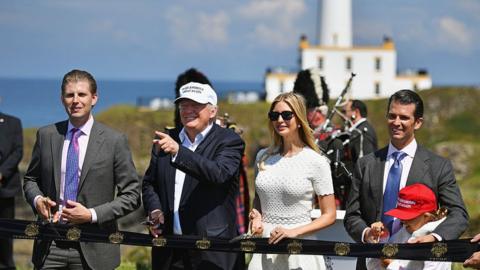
[0,0,479,85]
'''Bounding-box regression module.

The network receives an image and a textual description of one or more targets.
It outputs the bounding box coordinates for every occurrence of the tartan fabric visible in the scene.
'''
[235,155,250,234]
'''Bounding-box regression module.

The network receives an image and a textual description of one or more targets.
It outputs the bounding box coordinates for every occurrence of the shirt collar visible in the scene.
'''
[387,139,417,159]
[179,122,214,145]
[67,115,94,137]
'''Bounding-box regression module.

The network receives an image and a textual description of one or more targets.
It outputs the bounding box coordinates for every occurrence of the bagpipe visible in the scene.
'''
[0,218,477,262]
[313,73,357,209]
[216,112,243,135]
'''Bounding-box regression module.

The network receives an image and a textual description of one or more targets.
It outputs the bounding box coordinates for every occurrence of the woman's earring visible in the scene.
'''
[298,125,301,128]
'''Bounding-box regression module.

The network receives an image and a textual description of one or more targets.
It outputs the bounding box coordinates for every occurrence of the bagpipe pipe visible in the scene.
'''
[0,218,477,262]
[313,73,357,209]
[216,112,243,135]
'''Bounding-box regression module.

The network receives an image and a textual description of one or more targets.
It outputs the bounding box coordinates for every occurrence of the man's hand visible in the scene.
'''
[35,196,56,221]
[148,210,165,238]
[407,234,436,243]
[464,252,480,269]
[472,234,480,243]
[61,200,92,224]
[463,234,480,268]
[153,131,179,155]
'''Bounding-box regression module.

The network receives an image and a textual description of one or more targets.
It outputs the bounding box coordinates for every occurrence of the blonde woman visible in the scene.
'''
[248,92,336,270]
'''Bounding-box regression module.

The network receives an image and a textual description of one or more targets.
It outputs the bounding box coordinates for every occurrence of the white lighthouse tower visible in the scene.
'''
[264,0,432,101]
[319,0,352,47]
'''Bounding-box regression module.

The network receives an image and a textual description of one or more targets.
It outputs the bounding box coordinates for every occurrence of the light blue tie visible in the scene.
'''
[64,128,81,207]
[382,151,407,235]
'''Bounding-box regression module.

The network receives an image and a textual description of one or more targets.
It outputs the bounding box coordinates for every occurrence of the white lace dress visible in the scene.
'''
[248,147,334,270]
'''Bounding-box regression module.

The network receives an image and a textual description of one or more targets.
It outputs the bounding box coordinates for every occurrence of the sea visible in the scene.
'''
[0,78,263,128]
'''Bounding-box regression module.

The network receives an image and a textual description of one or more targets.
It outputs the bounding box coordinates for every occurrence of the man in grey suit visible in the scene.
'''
[344,89,468,269]
[23,69,141,270]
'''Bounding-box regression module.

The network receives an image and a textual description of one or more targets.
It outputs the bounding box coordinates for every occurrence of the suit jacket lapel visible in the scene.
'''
[406,145,429,185]
[78,122,105,192]
[370,147,388,219]
[166,129,181,211]
[179,124,218,207]
[52,121,68,202]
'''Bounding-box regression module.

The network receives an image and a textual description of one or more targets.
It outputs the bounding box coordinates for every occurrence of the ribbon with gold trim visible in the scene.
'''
[0,218,477,262]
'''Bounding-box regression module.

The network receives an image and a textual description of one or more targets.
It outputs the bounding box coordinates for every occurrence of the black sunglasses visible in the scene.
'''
[268,111,294,121]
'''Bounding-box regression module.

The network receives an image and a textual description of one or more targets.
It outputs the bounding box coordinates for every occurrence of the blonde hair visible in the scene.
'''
[258,92,320,170]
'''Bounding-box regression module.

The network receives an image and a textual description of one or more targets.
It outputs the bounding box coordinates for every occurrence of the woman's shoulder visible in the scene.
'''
[255,147,274,162]
[255,147,268,158]
[302,147,330,164]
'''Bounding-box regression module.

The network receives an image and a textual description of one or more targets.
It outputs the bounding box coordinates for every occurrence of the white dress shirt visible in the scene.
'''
[382,140,417,235]
[34,116,98,222]
[172,123,213,235]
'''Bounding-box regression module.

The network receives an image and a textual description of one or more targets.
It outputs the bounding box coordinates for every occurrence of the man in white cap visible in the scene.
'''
[142,82,245,270]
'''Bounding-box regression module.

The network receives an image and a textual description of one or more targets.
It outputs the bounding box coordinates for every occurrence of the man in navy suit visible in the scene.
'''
[344,89,468,269]
[0,108,23,270]
[142,82,245,270]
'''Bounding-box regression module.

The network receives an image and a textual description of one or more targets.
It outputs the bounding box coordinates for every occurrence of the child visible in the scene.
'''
[366,183,451,270]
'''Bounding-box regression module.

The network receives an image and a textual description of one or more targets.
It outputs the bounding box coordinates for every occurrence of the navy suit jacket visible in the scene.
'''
[142,123,245,270]
[344,144,469,243]
[0,113,23,198]
[348,119,378,163]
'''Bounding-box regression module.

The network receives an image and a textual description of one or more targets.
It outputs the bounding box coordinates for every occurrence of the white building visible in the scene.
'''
[265,0,432,102]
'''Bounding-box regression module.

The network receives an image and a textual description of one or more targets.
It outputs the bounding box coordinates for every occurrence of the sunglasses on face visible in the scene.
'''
[268,111,294,121]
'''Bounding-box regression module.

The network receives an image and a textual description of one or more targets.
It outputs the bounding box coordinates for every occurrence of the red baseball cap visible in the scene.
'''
[385,183,437,220]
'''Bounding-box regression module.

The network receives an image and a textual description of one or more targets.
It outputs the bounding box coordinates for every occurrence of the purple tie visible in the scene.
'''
[64,128,81,207]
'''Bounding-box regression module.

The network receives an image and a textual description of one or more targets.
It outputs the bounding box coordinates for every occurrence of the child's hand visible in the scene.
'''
[366,221,388,243]
[381,258,392,267]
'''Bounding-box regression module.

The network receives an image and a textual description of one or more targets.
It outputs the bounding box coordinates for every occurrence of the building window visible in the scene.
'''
[318,57,324,70]
[375,57,381,71]
[374,82,380,95]
[346,57,352,71]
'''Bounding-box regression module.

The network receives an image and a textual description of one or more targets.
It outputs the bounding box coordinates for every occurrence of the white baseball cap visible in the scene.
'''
[175,82,217,106]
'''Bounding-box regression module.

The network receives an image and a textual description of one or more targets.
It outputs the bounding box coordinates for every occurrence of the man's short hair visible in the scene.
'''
[351,100,368,118]
[61,69,97,95]
[387,89,424,119]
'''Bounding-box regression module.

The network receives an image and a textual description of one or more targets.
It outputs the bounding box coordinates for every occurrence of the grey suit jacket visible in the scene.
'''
[344,144,468,243]
[23,120,140,270]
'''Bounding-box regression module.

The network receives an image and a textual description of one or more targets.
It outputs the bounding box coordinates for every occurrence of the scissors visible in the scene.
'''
[229,221,261,243]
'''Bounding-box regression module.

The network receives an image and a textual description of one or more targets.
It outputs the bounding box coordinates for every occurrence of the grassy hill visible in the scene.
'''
[17,87,480,268]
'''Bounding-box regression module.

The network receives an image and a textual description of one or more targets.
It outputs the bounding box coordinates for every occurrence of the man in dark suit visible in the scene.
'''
[23,69,140,270]
[0,110,23,270]
[344,89,468,269]
[343,99,378,163]
[142,82,245,270]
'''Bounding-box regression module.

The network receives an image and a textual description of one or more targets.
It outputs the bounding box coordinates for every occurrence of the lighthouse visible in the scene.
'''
[318,0,352,47]
[264,0,432,101]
